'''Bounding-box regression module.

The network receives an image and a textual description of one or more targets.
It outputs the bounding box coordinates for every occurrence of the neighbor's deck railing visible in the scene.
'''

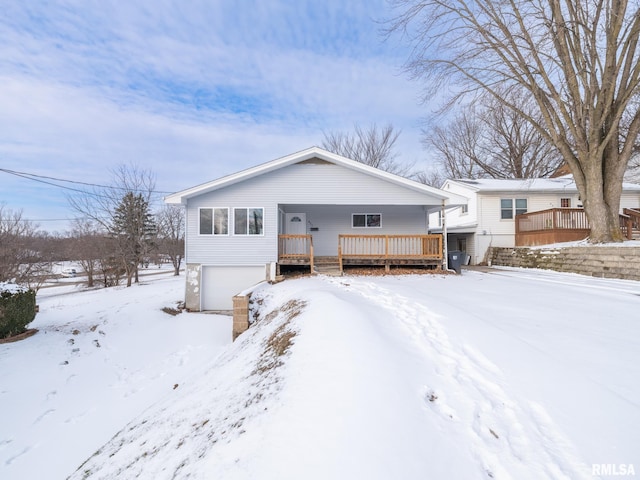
[338,234,442,272]
[621,208,640,240]
[516,208,590,233]
[516,207,640,245]
[515,208,590,246]
[278,234,314,272]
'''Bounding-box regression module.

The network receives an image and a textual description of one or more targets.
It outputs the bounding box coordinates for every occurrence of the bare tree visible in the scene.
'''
[0,204,43,285]
[427,109,486,179]
[68,164,157,286]
[156,205,185,276]
[388,0,640,242]
[321,123,413,176]
[413,167,446,188]
[68,219,105,288]
[427,93,564,179]
[626,158,640,183]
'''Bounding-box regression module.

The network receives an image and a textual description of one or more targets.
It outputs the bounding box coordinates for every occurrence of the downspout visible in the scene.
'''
[442,199,448,270]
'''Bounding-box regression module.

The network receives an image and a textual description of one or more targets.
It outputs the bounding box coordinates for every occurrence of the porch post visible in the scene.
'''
[441,200,448,270]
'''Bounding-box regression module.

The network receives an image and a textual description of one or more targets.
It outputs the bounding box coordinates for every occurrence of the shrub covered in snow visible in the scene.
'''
[0,283,37,339]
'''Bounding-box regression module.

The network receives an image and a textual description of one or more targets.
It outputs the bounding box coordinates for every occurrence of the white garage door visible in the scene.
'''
[201,265,266,310]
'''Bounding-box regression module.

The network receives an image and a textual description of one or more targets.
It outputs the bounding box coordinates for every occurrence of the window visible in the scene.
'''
[461,204,468,214]
[561,198,571,208]
[500,198,527,219]
[352,213,381,228]
[515,199,527,216]
[234,208,264,235]
[199,208,228,235]
[500,199,513,219]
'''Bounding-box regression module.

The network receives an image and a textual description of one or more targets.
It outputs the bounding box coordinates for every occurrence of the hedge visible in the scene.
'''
[0,286,37,339]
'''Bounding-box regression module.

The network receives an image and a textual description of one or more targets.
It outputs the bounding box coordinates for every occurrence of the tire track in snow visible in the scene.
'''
[324,276,591,480]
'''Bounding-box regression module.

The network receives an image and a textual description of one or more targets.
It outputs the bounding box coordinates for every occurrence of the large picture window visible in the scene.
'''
[199,208,228,235]
[500,198,527,219]
[352,213,382,228]
[234,208,264,235]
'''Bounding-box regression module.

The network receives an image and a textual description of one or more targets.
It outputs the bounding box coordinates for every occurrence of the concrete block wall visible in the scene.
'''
[487,246,640,281]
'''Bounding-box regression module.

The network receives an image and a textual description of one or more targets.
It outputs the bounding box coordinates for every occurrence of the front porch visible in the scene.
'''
[278,234,444,274]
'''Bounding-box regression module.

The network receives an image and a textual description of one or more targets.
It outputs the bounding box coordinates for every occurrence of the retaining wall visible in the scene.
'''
[487,246,640,281]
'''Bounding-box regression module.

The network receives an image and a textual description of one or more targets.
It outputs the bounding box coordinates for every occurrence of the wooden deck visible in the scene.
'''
[338,234,443,273]
[516,208,640,246]
[278,234,444,274]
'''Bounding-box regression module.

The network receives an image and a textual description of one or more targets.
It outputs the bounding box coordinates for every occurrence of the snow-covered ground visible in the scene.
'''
[1,267,639,479]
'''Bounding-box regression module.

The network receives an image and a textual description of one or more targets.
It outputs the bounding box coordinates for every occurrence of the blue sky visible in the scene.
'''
[1,0,435,232]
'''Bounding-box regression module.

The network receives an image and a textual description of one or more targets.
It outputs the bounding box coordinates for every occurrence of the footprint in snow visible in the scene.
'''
[33,408,56,424]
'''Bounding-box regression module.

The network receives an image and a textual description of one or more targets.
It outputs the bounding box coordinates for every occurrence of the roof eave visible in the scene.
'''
[163,146,467,205]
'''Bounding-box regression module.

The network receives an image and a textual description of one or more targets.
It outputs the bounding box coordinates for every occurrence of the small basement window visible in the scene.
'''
[352,213,382,228]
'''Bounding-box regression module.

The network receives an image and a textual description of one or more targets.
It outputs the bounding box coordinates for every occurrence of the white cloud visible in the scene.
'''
[0,0,436,231]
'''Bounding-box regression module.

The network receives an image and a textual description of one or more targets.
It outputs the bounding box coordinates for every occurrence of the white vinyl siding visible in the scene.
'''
[185,161,443,265]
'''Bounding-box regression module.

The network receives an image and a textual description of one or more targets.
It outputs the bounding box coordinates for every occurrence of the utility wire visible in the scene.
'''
[0,167,174,195]
[1,167,173,225]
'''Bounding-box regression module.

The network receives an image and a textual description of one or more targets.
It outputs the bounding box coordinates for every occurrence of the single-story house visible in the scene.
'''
[165,146,467,311]
[429,176,640,265]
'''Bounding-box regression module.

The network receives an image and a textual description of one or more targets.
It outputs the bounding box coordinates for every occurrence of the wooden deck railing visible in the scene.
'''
[516,208,590,232]
[516,207,640,245]
[278,234,314,272]
[516,208,590,246]
[621,208,640,240]
[338,234,443,272]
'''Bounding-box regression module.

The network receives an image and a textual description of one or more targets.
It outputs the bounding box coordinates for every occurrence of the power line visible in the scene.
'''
[0,168,174,195]
[1,167,175,226]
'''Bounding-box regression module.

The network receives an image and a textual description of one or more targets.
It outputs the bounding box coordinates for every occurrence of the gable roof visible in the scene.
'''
[165,146,467,205]
[444,175,640,194]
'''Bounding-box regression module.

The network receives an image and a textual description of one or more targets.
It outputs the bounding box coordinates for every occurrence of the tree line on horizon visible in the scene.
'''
[0,165,184,290]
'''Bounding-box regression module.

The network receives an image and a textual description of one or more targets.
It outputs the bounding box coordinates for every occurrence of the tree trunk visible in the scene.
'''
[581,159,625,243]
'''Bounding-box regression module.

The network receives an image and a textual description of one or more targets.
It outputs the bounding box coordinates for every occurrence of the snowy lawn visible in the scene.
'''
[0,272,231,480]
[1,267,639,479]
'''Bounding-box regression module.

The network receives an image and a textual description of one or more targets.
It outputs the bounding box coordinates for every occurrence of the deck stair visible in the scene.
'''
[313,257,342,276]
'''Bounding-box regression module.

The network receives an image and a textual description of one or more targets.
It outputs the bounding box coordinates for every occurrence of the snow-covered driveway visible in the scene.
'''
[317,269,640,478]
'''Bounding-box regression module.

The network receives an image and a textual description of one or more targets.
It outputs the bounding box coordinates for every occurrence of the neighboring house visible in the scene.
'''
[165,146,467,311]
[429,176,640,265]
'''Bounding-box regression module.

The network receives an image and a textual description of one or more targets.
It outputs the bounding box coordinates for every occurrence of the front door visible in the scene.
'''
[285,213,307,255]
[285,213,307,235]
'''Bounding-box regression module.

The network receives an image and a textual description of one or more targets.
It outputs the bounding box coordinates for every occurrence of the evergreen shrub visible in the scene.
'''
[0,284,37,339]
